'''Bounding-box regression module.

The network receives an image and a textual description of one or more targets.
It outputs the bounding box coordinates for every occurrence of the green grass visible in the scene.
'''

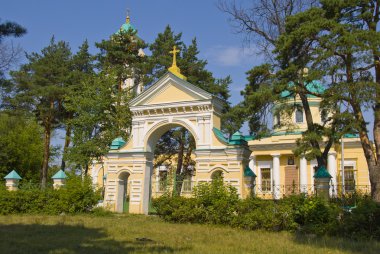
[0,214,378,254]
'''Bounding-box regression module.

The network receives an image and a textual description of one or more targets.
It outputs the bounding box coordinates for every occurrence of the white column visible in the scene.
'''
[328,151,337,197]
[272,154,281,199]
[300,156,308,193]
[203,115,211,145]
[249,155,256,175]
[249,155,256,194]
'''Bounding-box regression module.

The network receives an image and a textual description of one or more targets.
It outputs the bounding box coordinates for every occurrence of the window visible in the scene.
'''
[275,114,281,125]
[182,175,192,193]
[211,170,223,180]
[287,156,295,165]
[261,168,271,192]
[158,170,168,192]
[296,109,303,123]
[339,166,356,192]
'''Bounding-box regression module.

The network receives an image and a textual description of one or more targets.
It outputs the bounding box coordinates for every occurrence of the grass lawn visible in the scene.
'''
[0,214,378,254]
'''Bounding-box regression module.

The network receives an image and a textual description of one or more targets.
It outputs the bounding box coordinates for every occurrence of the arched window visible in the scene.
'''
[211,170,223,180]
[296,109,303,123]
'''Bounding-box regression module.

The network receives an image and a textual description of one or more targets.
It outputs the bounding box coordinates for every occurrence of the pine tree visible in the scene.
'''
[273,0,380,201]
[60,40,95,171]
[147,26,231,194]
[9,37,71,187]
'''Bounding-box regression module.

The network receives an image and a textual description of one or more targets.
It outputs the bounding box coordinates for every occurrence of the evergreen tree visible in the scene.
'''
[0,19,26,90]
[272,0,380,201]
[60,40,95,171]
[220,0,338,171]
[64,29,145,174]
[147,26,231,193]
[96,29,147,95]
[9,38,71,187]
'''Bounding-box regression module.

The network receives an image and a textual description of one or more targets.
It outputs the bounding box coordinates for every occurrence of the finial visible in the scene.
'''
[169,46,187,80]
[126,9,130,24]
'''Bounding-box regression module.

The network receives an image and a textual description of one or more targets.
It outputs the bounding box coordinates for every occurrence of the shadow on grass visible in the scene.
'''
[0,223,183,254]
[292,233,380,254]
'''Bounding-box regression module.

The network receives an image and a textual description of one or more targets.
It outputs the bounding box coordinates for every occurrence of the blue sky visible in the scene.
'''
[1,0,260,104]
[1,0,374,143]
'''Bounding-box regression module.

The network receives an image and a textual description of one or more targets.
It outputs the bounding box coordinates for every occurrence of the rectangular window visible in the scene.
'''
[158,171,168,192]
[296,109,303,123]
[261,168,271,192]
[182,177,192,193]
[341,166,355,192]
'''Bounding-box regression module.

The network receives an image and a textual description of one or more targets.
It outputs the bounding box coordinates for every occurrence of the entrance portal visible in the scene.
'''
[97,72,252,214]
[116,171,130,213]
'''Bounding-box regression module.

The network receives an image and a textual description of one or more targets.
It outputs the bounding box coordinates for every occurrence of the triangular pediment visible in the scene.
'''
[130,72,213,107]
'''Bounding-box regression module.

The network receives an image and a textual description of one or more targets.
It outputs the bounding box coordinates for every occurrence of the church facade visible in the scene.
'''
[90,16,371,214]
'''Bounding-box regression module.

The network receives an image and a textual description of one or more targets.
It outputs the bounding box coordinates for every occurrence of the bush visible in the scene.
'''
[292,196,339,235]
[0,174,101,215]
[193,179,239,224]
[337,196,380,240]
[153,179,239,224]
[233,197,298,231]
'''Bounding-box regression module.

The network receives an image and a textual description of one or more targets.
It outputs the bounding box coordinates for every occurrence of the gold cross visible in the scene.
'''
[168,45,186,80]
[169,45,180,67]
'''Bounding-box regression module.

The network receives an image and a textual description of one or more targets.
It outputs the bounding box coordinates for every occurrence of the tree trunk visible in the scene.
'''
[175,130,185,195]
[41,122,51,189]
[60,123,71,171]
[41,100,54,188]
[351,101,380,201]
[298,90,327,168]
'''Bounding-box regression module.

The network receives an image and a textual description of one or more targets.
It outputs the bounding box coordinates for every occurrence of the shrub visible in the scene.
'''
[233,197,298,231]
[0,174,101,215]
[337,196,380,240]
[193,179,239,224]
[153,179,239,224]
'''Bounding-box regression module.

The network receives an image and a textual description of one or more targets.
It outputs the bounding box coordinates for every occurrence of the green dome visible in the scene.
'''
[116,16,136,34]
[280,80,325,98]
[110,137,126,150]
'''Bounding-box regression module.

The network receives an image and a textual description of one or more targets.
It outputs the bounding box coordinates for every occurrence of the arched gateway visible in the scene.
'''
[93,70,252,214]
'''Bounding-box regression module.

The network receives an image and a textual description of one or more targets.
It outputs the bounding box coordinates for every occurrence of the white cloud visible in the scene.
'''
[205,45,260,67]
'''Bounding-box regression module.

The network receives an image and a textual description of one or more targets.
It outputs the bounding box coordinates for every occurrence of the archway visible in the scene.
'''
[147,122,197,205]
[100,72,252,214]
[116,171,130,213]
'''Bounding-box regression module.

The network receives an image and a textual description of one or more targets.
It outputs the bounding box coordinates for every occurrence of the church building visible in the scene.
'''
[90,15,371,214]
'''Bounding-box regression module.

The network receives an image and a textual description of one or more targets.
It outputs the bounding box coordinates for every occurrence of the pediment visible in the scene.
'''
[130,72,213,107]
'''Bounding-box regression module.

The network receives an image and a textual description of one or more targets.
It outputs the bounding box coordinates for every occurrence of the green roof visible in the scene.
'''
[343,133,359,138]
[313,165,332,178]
[52,170,67,179]
[110,137,126,150]
[4,170,22,180]
[229,131,248,145]
[213,128,254,146]
[213,127,229,144]
[280,80,325,98]
[244,166,256,177]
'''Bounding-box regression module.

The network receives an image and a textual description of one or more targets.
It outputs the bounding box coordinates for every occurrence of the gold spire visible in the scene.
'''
[126,9,130,24]
[168,46,187,80]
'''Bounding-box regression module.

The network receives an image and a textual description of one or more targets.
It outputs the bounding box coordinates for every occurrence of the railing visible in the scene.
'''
[151,180,196,197]
[151,180,371,199]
